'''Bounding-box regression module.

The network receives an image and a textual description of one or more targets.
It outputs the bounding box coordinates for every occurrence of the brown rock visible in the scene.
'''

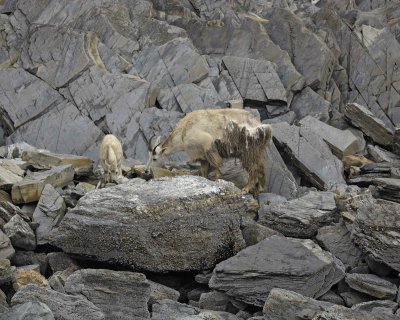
[12,268,49,291]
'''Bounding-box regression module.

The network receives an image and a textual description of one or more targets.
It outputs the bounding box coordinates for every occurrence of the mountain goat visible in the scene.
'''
[145,109,272,194]
[100,134,123,184]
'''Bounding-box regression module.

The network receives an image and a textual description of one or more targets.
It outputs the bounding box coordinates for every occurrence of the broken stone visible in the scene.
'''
[50,177,251,272]
[291,87,330,122]
[199,290,232,312]
[209,236,345,307]
[344,103,394,147]
[318,290,346,306]
[241,224,282,247]
[12,268,49,291]
[365,254,394,278]
[367,145,400,163]
[0,163,23,189]
[259,191,337,238]
[11,165,75,204]
[33,184,66,246]
[0,230,14,260]
[345,273,398,300]
[4,215,35,251]
[351,300,399,314]
[372,178,400,204]
[0,301,54,320]
[22,150,93,176]
[11,251,48,275]
[149,280,180,306]
[340,290,375,307]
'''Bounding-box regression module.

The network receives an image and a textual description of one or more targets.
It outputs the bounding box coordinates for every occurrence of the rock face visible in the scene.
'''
[209,236,345,307]
[352,199,400,272]
[50,176,252,272]
[64,269,150,320]
[345,273,398,300]
[0,301,55,320]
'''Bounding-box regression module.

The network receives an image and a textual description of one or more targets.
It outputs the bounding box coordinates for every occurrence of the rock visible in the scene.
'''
[33,184,66,246]
[61,182,95,208]
[333,184,373,214]
[209,236,345,307]
[11,284,105,320]
[149,280,180,306]
[7,101,103,161]
[345,273,398,300]
[344,103,394,147]
[64,269,150,320]
[47,252,78,273]
[367,145,400,163]
[0,229,14,259]
[372,178,400,204]
[352,300,399,313]
[312,305,394,320]
[11,251,48,275]
[393,127,400,155]
[340,290,375,307]
[0,258,13,286]
[222,56,287,104]
[0,287,8,313]
[4,215,35,251]
[12,268,49,291]
[0,68,63,132]
[241,224,282,247]
[199,290,231,312]
[0,163,23,189]
[318,290,346,306]
[195,271,213,285]
[11,165,75,204]
[21,150,93,176]
[299,116,359,159]
[50,176,251,272]
[290,87,330,122]
[187,288,210,302]
[48,266,79,293]
[262,288,334,320]
[365,254,394,278]
[272,122,345,190]
[352,199,400,272]
[316,223,363,269]
[258,191,337,238]
[0,301,54,320]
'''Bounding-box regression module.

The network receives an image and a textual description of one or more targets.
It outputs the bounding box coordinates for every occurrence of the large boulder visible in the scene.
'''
[49,176,254,272]
[209,236,345,307]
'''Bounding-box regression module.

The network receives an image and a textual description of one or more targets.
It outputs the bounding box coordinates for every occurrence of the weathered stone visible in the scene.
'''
[11,251,48,275]
[33,184,66,246]
[0,301,54,320]
[344,103,394,146]
[61,182,95,208]
[195,271,213,285]
[299,115,359,159]
[64,269,150,320]
[316,223,363,269]
[272,122,345,190]
[199,290,231,312]
[259,191,337,238]
[48,266,79,294]
[312,305,395,320]
[0,68,63,132]
[241,224,282,247]
[47,252,78,273]
[340,290,375,307]
[367,145,400,163]
[11,284,105,320]
[22,150,93,176]
[209,236,345,307]
[0,229,14,259]
[318,290,346,306]
[149,280,180,306]
[372,178,400,203]
[290,88,330,122]
[333,184,373,214]
[50,176,251,272]
[7,100,102,158]
[352,300,399,314]
[0,163,23,189]
[393,127,400,155]
[352,199,400,272]
[365,254,394,278]
[4,215,35,251]
[0,287,8,314]
[11,165,75,204]
[12,268,49,291]
[345,273,398,300]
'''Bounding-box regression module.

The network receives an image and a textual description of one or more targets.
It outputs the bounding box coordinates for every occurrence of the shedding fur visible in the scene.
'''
[145,108,273,195]
[100,134,123,184]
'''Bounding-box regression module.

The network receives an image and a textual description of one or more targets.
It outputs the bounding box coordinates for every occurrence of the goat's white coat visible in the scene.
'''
[99,134,123,183]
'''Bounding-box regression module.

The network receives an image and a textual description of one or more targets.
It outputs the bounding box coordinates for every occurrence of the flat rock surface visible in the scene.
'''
[49,176,252,272]
[0,301,54,320]
[345,273,398,300]
[209,236,345,307]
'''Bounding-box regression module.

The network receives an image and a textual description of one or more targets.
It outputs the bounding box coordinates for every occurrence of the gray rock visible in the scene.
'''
[367,145,400,163]
[7,101,103,161]
[32,184,66,245]
[318,290,346,306]
[50,176,251,272]
[0,287,8,313]
[365,254,394,278]
[351,300,398,313]
[241,224,282,247]
[345,273,398,300]
[0,68,63,132]
[393,127,400,156]
[0,163,23,190]
[11,251,48,275]
[11,284,105,320]
[222,56,287,104]
[0,229,14,260]
[272,122,345,190]
[148,280,180,306]
[199,290,231,312]
[48,266,78,293]
[312,305,395,320]
[299,116,359,159]
[372,178,400,204]
[340,290,376,307]
[209,236,345,307]
[0,301,54,320]
[4,215,35,251]
[352,199,400,272]
[47,252,78,273]
[259,191,337,238]
[64,269,150,319]
[290,87,330,122]
[344,103,394,147]
[316,223,363,269]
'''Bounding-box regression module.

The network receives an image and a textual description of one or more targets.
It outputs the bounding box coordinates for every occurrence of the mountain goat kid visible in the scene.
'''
[145,109,272,194]
[100,134,123,184]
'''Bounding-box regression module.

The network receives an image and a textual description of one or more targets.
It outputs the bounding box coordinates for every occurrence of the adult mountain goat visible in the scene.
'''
[100,134,123,184]
[145,109,272,194]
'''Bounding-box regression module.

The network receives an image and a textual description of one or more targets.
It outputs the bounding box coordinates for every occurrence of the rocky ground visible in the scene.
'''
[0,0,399,319]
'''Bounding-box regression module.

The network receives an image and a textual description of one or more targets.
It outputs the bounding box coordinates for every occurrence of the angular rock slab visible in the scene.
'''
[22,150,93,176]
[290,87,330,123]
[11,284,105,320]
[50,176,252,272]
[372,178,400,204]
[11,165,75,204]
[258,191,337,238]
[4,214,36,251]
[344,103,394,146]
[272,122,345,190]
[0,301,54,320]
[345,273,398,300]
[352,199,400,272]
[209,236,345,307]
[64,269,150,320]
